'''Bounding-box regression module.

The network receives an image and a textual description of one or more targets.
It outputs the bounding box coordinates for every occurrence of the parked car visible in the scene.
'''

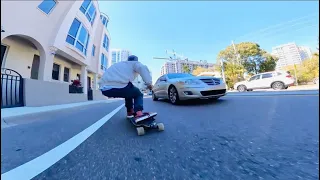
[233,71,295,92]
[152,73,227,104]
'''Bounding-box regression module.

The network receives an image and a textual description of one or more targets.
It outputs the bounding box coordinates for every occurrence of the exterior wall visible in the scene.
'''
[1,36,39,78]
[1,1,74,45]
[1,0,111,80]
[272,42,303,69]
[53,1,101,67]
[1,0,112,107]
[92,89,107,100]
[24,79,87,107]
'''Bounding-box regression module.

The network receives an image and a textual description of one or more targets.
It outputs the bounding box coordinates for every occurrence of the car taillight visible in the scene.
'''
[286,75,292,78]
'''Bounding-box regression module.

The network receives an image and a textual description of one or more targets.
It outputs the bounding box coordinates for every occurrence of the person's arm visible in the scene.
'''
[133,62,152,86]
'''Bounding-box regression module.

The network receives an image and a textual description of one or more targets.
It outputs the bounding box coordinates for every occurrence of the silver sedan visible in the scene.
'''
[152,73,227,104]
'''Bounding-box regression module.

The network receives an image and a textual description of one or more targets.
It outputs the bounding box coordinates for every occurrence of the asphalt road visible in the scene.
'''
[1,90,319,180]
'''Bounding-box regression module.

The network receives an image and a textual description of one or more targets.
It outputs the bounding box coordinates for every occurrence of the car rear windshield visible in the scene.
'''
[167,73,193,79]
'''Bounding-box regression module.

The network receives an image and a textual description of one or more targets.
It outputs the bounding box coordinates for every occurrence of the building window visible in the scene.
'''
[52,63,60,80]
[100,53,108,71]
[100,15,108,28]
[92,45,95,56]
[63,67,70,82]
[112,52,117,64]
[38,0,57,14]
[79,0,96,25]
[66,18,90,56]
[102,34,109,52]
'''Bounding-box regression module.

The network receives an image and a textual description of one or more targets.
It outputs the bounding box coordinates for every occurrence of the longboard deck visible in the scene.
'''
[128,113,164,136]
[129,113,157,127]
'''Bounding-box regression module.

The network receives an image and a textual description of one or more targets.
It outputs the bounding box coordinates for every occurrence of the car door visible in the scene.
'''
[153,78,161,96]
[157,75,168,98]
[259,73,274,88]
[247,74,261,89]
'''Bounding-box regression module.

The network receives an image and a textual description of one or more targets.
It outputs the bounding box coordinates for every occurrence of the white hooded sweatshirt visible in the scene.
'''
[98,60,152,91]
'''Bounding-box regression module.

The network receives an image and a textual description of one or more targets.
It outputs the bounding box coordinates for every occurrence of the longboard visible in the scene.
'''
[128,113,164,136]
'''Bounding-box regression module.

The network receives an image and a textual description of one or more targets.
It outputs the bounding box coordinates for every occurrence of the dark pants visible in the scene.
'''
[101,82,143,112]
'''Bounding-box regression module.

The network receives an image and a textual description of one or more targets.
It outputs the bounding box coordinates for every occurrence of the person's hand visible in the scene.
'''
[147,84,153,90]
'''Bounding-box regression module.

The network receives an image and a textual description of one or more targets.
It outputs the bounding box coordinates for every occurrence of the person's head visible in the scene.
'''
[128,55,138,61]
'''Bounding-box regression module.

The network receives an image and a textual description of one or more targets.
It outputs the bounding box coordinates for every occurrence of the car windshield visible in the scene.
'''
[167,73,194,79]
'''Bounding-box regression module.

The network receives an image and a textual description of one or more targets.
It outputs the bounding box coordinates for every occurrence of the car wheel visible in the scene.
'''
[272,81,285,90]
[168,86,180,105]
[237,85,247,92]
[152,91,158,101]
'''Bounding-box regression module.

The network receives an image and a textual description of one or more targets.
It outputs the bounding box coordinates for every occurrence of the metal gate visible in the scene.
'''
[1,68,24,108]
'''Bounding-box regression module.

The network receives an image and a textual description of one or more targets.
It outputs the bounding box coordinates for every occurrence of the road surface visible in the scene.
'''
[1,90,319,180]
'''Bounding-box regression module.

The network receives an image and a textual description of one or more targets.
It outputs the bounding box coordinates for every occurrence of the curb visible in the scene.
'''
[226,90,319,97]
[1,99,122,122]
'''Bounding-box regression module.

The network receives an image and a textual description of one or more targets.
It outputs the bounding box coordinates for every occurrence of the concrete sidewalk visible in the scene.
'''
[1,99,122,120]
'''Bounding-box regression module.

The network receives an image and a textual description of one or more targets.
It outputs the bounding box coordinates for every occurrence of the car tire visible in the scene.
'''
[272,81,285,90]
[237,85,247,92]
[168,86,180,105]
[152,91,158,101]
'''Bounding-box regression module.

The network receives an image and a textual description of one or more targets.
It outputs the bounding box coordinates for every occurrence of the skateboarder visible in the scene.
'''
[99,55,156,122]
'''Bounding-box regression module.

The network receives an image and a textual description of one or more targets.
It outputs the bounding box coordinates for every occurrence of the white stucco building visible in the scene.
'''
[1,0,111,107]
[271,42,313,70]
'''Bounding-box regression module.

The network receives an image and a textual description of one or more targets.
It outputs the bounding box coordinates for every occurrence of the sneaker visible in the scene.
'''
[127,109,135,118]
[134,112,157,123]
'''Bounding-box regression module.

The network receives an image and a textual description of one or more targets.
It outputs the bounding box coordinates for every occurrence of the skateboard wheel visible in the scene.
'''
[157,123,164,131]
[136,127,145,136]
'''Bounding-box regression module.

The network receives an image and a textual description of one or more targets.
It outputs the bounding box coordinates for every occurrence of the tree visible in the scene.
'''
[218,42,266,74]
[259,54,278,73]
[216,60,245,89]
[182,64,190,73]
[192,66,208,76]
[217,41,279,87]
[284,54,319,84]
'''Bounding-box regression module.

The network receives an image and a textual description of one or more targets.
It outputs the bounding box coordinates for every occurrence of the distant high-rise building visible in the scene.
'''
[298,46,313,60]
[160,59,215,76]
[271,42,303,70]
[110,49,131,64]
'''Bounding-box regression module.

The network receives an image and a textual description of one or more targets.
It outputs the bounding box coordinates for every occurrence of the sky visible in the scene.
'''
[98,1,319,82]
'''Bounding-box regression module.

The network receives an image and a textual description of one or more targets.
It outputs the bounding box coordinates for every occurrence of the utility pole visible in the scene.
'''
[231,40,240,64]
[220,59,226,83]
[293,64,298,86]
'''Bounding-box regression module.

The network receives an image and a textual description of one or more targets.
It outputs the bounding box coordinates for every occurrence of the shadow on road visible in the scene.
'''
[155,98,227,106]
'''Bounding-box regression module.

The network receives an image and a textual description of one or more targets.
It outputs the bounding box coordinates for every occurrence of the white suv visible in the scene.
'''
[234,71,295,92]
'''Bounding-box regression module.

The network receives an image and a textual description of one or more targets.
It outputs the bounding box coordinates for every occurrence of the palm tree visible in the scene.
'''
[182,65,190,73]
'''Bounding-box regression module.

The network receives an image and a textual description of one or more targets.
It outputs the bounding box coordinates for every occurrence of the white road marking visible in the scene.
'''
[1,104,125,180]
